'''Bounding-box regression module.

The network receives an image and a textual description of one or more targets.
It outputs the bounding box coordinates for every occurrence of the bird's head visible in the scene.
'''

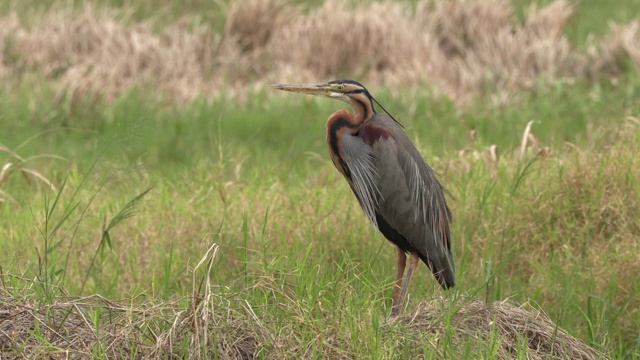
[270,79,372,105]
[270,79,401,127]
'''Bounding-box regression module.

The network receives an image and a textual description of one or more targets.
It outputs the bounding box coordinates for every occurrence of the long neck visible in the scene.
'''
[325,94,375,178]
[326,109,359,179]
[347,93,375,125]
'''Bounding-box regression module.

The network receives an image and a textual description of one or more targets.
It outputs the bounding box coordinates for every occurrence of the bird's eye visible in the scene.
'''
[336,85,344,90]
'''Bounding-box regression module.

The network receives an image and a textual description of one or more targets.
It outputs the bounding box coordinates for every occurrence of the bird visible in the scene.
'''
[270,79,455,317]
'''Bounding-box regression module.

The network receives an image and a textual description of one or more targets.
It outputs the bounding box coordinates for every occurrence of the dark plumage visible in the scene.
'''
[271,80,455,316]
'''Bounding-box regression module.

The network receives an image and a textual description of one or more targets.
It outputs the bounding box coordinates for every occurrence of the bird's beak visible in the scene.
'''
[270,83,333,97]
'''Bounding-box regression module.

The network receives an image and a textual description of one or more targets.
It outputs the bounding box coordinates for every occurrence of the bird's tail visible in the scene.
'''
[423,251,456,290]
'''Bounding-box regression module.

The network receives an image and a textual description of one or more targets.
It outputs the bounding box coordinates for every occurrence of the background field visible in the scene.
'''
[1,0,640,358]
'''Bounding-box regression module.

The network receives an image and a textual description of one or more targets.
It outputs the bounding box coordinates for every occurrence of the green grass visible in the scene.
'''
[2,74,640,357]
[2,0,640,358]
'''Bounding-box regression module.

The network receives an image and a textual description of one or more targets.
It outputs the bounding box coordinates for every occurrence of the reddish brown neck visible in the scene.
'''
[325,109,358,179]
[347,96,374,126]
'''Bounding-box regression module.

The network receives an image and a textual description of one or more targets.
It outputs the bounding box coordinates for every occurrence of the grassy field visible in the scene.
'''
[1,0,640,358]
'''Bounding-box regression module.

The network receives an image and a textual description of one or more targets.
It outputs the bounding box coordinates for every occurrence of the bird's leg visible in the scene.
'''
[393,252,420,317]
[391,248,407,317]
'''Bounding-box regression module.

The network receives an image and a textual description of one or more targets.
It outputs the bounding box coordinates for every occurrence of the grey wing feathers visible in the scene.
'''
[341,135,381,227]
[368,115,455,288]
[399,146,451,250]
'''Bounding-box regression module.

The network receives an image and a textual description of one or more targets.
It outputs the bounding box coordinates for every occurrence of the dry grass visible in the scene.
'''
[2,7,222,104]
[0,244,265,359]
[0,286,262,359]
[409,299,604,360]
[0,291,138,358]
[0,142,63,205]
[588,20,640,76]
[0,0,638,105]
[0,256,603,360]
[0,295,603,359]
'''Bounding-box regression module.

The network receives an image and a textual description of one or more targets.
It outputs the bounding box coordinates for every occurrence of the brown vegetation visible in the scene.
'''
[0,261,603,359]
[409,299,603,359]
[0,0,638,105]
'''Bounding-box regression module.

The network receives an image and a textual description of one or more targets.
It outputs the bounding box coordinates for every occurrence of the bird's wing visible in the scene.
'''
[397,137,452,251]
[365,115,455,288]
[341,134,381,227]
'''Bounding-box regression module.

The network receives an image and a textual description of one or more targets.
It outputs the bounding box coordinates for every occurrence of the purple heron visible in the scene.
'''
[271,80,455,316]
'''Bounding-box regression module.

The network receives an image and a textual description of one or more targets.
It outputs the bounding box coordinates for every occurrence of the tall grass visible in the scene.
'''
[1,0,639,106]
[2,84,639,357]
[0,0,639,358]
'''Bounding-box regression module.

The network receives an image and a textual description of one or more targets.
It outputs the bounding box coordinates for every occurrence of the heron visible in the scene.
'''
[271,79,455,316]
